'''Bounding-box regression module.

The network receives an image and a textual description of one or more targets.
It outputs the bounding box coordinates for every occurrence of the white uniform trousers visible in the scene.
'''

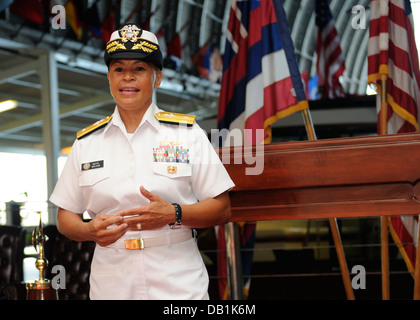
[89,230,209,300]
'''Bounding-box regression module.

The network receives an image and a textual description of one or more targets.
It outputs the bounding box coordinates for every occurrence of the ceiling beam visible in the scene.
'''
[0,92,113,136]
[0,59,38,85]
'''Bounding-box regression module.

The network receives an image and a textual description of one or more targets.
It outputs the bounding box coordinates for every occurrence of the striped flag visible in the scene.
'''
[389,215,419,273]
[217,0,309,146]
[315,0,346,99]
[216,0,309,299]
[368,0,420,273]
[368,0,420,133]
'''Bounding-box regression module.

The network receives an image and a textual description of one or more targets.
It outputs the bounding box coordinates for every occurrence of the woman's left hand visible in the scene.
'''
[116,186,175,231]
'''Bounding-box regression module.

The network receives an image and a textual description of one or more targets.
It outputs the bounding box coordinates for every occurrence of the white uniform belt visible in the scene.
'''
[107,230,192,250]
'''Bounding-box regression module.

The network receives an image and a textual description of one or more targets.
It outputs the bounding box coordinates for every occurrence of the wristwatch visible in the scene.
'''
[170,203,182,229]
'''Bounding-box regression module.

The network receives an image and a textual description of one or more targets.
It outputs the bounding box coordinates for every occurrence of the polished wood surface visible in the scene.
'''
[220,133,420,222]
[26,288,58,300]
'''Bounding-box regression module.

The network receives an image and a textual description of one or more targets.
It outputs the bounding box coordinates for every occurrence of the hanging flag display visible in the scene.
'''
[315,0,346,99]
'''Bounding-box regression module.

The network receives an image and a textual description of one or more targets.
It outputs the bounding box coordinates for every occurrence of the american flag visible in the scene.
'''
[315,0,346,99]
[368,0,420,272]
[217,0,309,146]
[216,0,309,299]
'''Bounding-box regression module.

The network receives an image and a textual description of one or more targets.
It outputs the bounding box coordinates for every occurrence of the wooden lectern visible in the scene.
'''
[220,133,420,299]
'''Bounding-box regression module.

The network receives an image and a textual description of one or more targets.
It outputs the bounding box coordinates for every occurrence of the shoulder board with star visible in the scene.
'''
[77,116,113,140]
[154,112,196,127]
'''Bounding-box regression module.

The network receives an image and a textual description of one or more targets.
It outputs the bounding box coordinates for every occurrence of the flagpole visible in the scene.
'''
[302,109,316,141]
[225,222,244,300]
[414,215,420,300]
[381,216,390,300]
[301,108,355,300]
[379,75,388,135]
[379,74,390,300]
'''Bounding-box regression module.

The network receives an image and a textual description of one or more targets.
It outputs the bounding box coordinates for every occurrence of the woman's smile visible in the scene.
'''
[119,86,140,95]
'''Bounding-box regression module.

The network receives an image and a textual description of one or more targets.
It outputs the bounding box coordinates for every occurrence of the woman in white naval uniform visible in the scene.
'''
[49,24,235,300]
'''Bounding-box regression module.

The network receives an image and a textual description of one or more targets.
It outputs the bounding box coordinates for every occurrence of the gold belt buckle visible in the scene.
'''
[125,238,144,250]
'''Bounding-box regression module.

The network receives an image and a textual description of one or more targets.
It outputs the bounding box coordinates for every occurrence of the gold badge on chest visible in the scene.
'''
[167,165,177,174]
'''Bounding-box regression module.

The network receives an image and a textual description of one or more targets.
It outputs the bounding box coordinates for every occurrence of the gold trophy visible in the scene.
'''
[25,216,58,300]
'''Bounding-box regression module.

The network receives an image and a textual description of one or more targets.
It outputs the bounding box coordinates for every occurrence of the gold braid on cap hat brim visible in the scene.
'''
[132,41,158,53]
[106,38,159,55]
[106,40,126,53]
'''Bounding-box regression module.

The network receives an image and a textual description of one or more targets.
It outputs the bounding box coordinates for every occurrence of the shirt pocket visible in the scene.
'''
[152,162,191,179]
[78,167,110,186]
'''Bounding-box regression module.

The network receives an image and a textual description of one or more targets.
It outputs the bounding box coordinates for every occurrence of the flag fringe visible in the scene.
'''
[386,93,419,131]
[263,100,309,144]
[367,66,390,88]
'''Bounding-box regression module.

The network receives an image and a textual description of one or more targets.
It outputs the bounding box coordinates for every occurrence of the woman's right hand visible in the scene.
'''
[86,214,128,247]
[57,208,128,247]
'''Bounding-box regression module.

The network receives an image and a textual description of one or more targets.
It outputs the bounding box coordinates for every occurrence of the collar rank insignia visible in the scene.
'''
[154,112,196,127]
[77,116,113,140]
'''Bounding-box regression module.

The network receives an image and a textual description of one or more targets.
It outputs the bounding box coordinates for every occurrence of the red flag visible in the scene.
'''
[9,0,44,25]
[167,33,182,58]
[192,44,210,78]
[368,0,420,273]
[166,33,183,68]
[315,0,346,99]
[101,11,115,44]
[209,46,223,83]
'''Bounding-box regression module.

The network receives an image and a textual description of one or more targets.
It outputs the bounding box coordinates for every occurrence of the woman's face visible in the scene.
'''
[107,59,162,113]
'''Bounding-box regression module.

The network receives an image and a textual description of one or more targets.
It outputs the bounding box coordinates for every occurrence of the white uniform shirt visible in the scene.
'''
[49,103,235,300]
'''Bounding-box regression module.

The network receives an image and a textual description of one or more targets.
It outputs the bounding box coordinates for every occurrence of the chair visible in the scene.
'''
[43,225,95,300]
[0,225,26,300]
